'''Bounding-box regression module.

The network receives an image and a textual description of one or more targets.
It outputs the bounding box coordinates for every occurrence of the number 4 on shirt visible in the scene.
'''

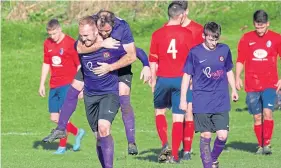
[167,39,178,59]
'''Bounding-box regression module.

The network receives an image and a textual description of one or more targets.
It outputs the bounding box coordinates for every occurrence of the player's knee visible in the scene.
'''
[155,109,166,116]
[119,83,130,96]
[217,134,228,141]
[263,109,273,120]
[71,79,84,91]
[50,113,59,123]
[201,132,212,139]
[98,120,111,137]
[254,114,262,124]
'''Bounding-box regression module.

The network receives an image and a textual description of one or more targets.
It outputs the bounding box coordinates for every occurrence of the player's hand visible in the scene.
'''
[93,62,112,76]
[38,85,45,97]
[102,37,121,49]
[140,66,151,84]
[179,100,188,111]
[78,90,84,99]
[232,90,239,102]
[275,79,281,93]
[235,77,243,91]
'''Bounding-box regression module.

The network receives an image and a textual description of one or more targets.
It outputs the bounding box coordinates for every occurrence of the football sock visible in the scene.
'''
[100,135,114,168]
[183,121,194,152]
[200,136,212,168]
[66,122,78,136]
[172,122,183,160]
[155,115,168,147]
[59,136,67,147]
[120,95,135,144]
[57,86,80,130]
[96,139,105,168]
[263,120,274,146]
[211,137,227,162]
[254,124,262,146]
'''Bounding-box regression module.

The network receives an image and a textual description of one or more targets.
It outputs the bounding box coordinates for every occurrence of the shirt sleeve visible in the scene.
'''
[278,34,281,58]
[225,48,234,72]
[43,41,50,64]
[70,43,81,67]
[121,21,134,44]
[149,33,158,62]
[237,35,247,64]
[184,30,194,51]
[192,28,204,47]
[183,51,194,75]
[136,47,149,66]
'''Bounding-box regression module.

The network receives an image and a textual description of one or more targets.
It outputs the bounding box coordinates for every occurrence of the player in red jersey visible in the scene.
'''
[39,19,85,154]
[149,3,193,163]
[236,10,281,155]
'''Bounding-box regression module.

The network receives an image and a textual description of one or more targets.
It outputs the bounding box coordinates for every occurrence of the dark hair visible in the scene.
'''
[96,9,115,27]
[168,3,185,19]
[171,1,188,10]
[253,10,268,23]
[46,19,60,31]
[203,22,221,39]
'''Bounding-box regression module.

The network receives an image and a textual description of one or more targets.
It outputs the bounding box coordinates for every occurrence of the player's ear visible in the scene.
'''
[185,9,189,16]
[202,33,205,40]
[266,21,270,27]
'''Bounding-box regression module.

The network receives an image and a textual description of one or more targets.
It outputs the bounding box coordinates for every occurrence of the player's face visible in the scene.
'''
[97,22,112,39]
[47,27,62,43]
[254,22,269,37]
[79,24,98,47]
[203,34,219,50]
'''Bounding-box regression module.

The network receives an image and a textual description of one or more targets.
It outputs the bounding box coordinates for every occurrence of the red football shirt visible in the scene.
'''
[237,30,281,92]
[184,20,204,47]
[149,25,193,77]
[43,35,80,88]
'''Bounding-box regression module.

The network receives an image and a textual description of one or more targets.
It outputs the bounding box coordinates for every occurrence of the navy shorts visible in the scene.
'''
[246,88,277,115]
[154,77,192,114]
[48,84,70,113]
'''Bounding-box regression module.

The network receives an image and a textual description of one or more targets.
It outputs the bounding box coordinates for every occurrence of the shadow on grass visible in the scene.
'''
[134,148,161,162]
[33,141,72,150]
[225,141,257,153]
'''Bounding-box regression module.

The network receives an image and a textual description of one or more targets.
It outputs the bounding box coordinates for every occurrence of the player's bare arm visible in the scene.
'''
[149,60,157,92]
[77,36,120,54]
[179,73,191,111]
[235,62,244,91]
[227,70,239,101]
[39,63,50,97]
[93,42,137,76]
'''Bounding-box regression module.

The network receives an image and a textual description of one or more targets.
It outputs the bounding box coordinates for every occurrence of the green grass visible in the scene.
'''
[2,1,281,168]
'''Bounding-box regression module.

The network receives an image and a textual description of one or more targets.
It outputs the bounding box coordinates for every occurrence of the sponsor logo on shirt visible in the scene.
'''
[252,49,268,61]
[202,67,224,80]
[52,56,63,67]
[86,61,94,71]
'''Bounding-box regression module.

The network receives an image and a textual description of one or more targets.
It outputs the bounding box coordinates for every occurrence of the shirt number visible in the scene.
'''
[167,39,178,59]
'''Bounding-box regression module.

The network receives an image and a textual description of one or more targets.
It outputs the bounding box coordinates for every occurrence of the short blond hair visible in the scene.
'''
[79,16,97,27]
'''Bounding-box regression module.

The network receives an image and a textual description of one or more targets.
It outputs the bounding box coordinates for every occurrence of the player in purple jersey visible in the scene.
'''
[79,16,127,168]
[42,11,150,155]
[179,22,238,168]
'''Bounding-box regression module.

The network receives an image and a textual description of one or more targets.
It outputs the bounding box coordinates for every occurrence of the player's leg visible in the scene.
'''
[246,92,263,154]
[42,70,84,142]
[98,93,120,168]
[58,84,85,151]
[83,94,103,166]
[182,88,194,160]
[169,87,185,163]
[118,74,138,155]
[211,112,229,168]
[154,77,170,162]
[47,87,68,154]
[260,88,276,154]
[194,113,213,168]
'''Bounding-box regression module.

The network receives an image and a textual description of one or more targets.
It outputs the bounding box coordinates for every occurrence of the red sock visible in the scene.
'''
[263,120,274,146]
[254,124,262,147]
[59,137,68,147]
[183,121,194,152]
[67,122,78,136]
[155,115,168,147]
[172,122,183,160]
